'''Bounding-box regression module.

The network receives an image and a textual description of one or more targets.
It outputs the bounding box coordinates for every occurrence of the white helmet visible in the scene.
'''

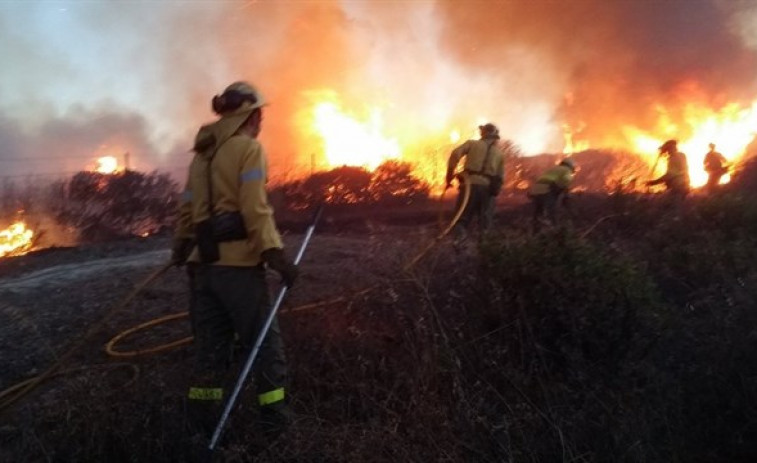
[212,81,266,115]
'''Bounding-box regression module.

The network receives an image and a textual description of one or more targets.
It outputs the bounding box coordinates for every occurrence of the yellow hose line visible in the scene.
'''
[283,176,472,314]
[104,312,193,358]
[402,178,471,271]
[104,177,473,358]
[0,262,172,413]
[0,363,139,404]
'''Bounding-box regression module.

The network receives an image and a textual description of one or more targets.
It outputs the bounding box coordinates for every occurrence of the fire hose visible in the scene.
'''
[0,175,472,411]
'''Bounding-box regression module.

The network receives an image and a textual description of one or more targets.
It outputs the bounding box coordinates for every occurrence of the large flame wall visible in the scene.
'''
[0,1,756,187]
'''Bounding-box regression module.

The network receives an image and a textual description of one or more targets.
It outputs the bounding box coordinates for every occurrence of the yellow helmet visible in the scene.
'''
[560,157,576,172]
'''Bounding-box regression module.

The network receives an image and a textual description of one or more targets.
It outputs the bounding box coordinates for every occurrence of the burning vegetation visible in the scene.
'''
[0,221,34,258]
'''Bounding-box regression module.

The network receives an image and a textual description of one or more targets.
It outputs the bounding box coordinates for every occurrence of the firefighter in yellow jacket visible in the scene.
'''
[646,139,690,199]
[171,81,298,440]
[527,158,576,232]
[446,123,505,242]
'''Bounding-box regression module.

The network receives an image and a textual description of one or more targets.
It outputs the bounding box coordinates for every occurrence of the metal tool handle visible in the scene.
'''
[209,204,324,452]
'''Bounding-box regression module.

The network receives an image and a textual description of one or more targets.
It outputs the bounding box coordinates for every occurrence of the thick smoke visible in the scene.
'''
[0,0,755,181]
[434,0,757,147]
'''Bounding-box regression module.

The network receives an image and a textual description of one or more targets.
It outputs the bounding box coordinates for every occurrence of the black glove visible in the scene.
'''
[170,238,194,266]
[261,248,299,288]
[445,171,454,189]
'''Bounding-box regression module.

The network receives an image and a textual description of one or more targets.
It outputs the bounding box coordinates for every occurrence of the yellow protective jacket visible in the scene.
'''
[448,138,505,186]
[174,109,283,266]
[528,164,573,196]
[651,151,690,192]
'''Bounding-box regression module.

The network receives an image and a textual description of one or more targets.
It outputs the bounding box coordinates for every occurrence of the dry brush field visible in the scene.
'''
[1,185,757,462]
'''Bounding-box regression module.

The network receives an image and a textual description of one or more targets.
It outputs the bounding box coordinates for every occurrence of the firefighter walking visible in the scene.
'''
[445,123,505,243]
[171,81,298,443]
[527,158,576,233]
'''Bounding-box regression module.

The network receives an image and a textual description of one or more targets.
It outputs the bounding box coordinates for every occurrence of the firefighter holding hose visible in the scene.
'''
[445,122,505,244]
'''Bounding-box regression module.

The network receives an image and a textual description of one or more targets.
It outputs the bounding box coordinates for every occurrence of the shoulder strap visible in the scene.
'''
[205,147,220,218]
[468,140,496,176]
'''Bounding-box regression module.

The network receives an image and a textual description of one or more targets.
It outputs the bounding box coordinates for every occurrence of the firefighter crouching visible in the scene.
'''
[527,158,576,233]
[445,122,505,243]
[171,81,298,441]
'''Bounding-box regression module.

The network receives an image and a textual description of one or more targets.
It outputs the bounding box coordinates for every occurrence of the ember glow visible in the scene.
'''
[0,222,34,258]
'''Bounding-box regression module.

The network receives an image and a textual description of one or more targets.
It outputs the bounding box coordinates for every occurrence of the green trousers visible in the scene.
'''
[186,263,288,434]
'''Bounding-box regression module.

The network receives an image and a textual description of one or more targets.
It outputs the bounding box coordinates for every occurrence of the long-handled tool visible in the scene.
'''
[208,204,324,455]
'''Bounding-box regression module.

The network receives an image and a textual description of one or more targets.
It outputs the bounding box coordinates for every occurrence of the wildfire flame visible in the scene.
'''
[306,91,496,186]
[0,222,34,258]
[313,101,400,170]
[305,89,756,192]
[626,100,757,187]
[563,123,589,155]
[95,156,120,175]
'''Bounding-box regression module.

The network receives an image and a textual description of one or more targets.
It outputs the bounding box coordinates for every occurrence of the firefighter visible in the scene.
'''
[445,122,505,243]
[171,81,298,441]
[645,139,690,200]
[527,157,576,232]
[703,142,729,192]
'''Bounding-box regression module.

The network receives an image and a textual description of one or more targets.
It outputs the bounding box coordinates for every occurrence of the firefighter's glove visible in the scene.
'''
[171,238,194,266]
[262,248,299,288]
[445,170,455,189]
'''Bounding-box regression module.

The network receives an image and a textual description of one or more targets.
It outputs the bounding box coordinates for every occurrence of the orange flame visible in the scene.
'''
[300,90,500,187]
[0,222,34,258]
[625,100,757,187]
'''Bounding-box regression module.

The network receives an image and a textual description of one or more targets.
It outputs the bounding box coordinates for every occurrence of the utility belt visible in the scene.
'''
[465,170,503,196]
[195,211,247,263]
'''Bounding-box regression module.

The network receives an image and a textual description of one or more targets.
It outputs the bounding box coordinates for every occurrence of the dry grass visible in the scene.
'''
[2,167,757,461]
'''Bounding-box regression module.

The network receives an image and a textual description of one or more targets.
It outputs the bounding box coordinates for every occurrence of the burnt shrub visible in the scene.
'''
[274,165,373,210]
[369,161,430,205]
[47,170,179,242]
